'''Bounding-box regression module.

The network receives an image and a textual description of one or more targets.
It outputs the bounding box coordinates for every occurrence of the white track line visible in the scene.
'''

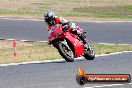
[0,57,82,67]
[0,38,48,43]
[0,16,43,21]
[98,43,131,45]
[0,16,132,22]
[96,51,132,57]
[0,51,132,67]
[91,21,132,23]
[84,83,132,88]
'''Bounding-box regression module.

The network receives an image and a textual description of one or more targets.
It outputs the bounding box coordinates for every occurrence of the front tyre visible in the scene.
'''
[57,40,74,62]
[84,44,95,60]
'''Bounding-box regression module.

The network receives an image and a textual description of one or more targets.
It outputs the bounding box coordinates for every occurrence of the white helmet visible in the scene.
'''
[44,11,55,25]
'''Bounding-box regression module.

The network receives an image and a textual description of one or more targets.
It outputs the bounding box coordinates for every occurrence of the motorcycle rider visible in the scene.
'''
[44,11,87,47]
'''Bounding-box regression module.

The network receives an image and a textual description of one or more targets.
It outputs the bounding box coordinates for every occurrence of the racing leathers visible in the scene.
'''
[47,16,87,45]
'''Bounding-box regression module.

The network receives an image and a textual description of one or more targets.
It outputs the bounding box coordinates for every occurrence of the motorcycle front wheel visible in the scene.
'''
[57,40,74,62]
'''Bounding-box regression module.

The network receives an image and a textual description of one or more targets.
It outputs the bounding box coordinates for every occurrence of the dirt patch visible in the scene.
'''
[0,0,41,10]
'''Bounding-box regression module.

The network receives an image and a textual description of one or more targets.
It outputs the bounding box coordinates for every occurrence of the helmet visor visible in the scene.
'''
[45,17,54,25]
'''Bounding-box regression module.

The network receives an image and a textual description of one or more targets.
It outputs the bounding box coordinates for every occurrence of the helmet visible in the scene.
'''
[44,11,55,26]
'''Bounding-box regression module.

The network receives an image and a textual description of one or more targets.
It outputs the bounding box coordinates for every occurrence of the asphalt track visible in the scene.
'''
[0,18,132,44]
[0,52,132,88]
[0,18,132,88]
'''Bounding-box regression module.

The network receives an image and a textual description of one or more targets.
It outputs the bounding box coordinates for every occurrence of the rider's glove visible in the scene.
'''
[72,28,78,34]
[62,24,69,32]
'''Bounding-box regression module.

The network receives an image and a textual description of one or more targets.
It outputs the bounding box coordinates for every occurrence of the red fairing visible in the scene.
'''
[48,24,85,58]
[65,32,84,57]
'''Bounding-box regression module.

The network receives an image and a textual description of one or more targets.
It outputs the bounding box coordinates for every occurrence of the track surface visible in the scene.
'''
[0,18,132,88]
[0,18,132,43]
[0,52,132,88]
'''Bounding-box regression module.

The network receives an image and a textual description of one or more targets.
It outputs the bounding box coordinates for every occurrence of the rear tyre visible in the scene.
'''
[57,40,74,62]
[84,44,95,60]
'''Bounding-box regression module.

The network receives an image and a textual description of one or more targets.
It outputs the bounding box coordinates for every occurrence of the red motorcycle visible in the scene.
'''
[48,23,95,62]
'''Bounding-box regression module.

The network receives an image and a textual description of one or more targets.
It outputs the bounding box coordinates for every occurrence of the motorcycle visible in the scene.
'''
[48,23,95,62]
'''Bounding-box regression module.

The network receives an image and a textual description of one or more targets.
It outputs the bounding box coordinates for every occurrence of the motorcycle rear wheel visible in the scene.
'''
[84,44,95,60]
[57,40,74,62]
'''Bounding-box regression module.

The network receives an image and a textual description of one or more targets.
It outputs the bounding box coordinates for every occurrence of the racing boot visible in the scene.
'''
[72,28,88,49]
[78,33,88,49]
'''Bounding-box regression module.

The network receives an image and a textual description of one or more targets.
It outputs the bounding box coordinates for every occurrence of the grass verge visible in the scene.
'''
[0,40,132,64]
[0,0,132,19]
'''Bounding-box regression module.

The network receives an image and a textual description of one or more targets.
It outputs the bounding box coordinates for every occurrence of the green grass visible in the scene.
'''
[93,43,132,55]
[0,40,132,64]
[0,9,40,16]
[94,13,132,19]
[119,5,132,11]
[0,40,62,64]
